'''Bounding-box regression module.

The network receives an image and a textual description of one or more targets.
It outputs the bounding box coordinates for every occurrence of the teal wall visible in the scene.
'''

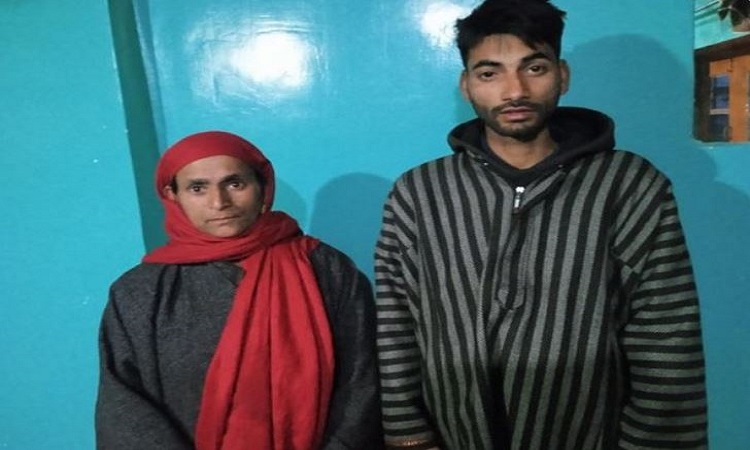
[0,1,143,448]
[1,0,748,448]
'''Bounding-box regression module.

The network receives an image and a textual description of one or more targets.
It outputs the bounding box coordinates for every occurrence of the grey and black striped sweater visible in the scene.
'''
[375,107,707,450]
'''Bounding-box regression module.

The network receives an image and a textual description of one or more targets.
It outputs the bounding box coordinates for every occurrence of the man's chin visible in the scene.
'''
[492,124,546,142]
[511,130,545,142]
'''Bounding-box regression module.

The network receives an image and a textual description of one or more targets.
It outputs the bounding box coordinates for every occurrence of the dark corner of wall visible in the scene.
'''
[107,0,166,251]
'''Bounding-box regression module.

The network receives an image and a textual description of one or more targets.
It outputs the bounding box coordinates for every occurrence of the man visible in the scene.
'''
[96,131,382,449]
[374,1,707,449]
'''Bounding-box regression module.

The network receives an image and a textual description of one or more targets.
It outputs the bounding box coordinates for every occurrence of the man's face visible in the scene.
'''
[460,33,569,143]
[165,155,264,238]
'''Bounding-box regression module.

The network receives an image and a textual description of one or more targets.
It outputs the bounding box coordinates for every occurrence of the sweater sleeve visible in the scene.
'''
[374,179,439,449]
[95,285,193,450]
[614,183,708,449]
[311,243,384,450]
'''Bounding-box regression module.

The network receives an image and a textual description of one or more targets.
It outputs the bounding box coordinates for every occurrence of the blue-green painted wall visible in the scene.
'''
[1,0,748,448]
[0,0,142,448]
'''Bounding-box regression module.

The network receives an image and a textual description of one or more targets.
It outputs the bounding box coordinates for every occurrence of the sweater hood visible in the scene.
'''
[447,106,616,168]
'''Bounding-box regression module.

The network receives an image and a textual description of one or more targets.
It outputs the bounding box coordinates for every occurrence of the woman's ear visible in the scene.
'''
[163,185,177,201]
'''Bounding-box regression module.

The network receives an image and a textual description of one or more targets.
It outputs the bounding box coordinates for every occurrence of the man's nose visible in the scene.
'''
[503,72,529,101]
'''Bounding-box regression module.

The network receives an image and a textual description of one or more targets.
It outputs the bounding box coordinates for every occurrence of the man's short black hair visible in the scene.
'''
[455,0,567,67]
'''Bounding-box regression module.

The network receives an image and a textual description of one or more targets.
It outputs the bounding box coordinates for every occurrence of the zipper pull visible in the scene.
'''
[513,186,526,213]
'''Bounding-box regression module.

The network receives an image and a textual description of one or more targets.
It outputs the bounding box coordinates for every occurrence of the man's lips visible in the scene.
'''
[499,107,535,121]
[492,102,539,118]
[501,107,533,113]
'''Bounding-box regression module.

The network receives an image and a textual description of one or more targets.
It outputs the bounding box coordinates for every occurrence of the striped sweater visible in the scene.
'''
[375,107,707,450]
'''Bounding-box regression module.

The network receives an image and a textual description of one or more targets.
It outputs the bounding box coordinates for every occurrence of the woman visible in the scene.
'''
[96,131,382,449]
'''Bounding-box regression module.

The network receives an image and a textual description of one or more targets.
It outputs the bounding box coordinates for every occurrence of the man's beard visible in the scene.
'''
[473,99,556,143]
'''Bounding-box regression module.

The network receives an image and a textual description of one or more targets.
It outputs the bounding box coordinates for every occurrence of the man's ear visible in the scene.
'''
[261,203,269,214]
[559,59,571,95]
[459,70,470,101]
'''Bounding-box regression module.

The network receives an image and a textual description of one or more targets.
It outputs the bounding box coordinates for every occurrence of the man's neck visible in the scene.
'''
[485,128,556,169]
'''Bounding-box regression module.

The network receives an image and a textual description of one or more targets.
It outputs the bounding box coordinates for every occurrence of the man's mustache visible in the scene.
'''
[491,101,541,115]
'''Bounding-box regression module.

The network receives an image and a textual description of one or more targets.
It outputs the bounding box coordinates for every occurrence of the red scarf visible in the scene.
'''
[143,131,334,450]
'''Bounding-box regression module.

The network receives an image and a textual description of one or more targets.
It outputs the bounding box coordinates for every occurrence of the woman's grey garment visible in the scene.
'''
[96,243,383,450]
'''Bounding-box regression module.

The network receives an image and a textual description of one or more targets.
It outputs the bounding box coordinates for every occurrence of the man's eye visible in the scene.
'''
[189,185,204,193]
[478,71,495,80]
[527,65,548,75]
[228,181,245,189]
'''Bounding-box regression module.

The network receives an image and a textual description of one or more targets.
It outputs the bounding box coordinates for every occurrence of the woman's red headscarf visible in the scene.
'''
[143,131,334,450]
